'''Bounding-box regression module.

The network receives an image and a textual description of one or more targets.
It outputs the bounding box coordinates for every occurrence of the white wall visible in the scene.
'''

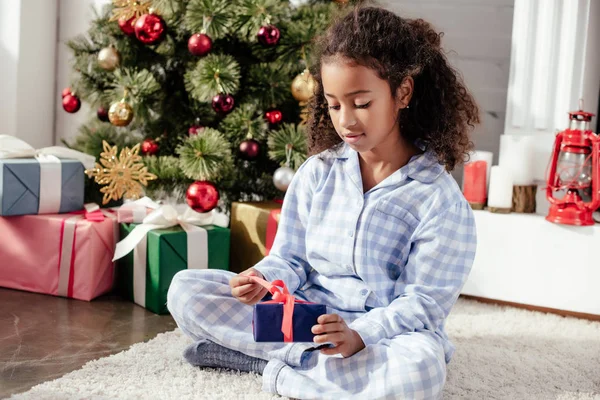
[0,0,58,148]
[381,0,515,183]
[0,1,21,141]
[55,0,110,145]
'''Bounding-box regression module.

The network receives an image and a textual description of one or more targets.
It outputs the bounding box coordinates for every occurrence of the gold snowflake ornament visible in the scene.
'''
[110,0,152,22]
[85,141,157,205]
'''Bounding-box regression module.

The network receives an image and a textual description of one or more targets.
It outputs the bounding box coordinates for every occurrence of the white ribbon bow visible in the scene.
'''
[113,204,219,262]
[0,135,96,214]
[0,135,96,169]
[118,196,161,223]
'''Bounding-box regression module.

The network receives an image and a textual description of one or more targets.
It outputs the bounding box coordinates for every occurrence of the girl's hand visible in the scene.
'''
[312,314,365,358]
[229,268,268,305]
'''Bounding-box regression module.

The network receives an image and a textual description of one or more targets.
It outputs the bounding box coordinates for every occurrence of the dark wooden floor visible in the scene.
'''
[0,288,176,398]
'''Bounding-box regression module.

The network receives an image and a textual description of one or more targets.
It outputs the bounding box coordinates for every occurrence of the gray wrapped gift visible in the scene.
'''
[0,135,95,216]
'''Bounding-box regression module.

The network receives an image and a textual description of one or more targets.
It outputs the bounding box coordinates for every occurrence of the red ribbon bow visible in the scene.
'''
[249,276,312,342]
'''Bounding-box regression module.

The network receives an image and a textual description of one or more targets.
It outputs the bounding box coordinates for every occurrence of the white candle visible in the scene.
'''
[488,166,513,209]
[499,135,535,185]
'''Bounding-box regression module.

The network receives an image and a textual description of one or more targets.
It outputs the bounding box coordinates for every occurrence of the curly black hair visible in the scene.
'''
[307,6,480,171]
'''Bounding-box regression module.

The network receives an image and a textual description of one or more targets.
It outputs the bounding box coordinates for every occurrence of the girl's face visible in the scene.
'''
[321,60,410,154]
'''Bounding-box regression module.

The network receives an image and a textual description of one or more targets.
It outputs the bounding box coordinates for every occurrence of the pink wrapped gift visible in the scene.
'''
[0,209,118,301]
[117,197,160,223]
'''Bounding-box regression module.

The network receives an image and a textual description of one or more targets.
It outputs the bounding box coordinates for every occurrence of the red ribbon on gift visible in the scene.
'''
[249,276,312,342]
[57,205,117,298]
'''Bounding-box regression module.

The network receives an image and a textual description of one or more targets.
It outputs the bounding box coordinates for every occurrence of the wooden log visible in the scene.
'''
[512,185,537,213]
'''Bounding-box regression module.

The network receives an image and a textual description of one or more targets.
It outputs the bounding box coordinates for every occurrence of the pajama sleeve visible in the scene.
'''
[252,157,316,294]
[349,201,477,346]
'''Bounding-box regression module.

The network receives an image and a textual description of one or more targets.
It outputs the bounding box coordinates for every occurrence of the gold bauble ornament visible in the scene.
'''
[291,69,317,102]
[98,46,120,71]
[108,100,134,126]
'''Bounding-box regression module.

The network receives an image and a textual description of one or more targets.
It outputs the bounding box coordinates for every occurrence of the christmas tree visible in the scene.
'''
[63,0,351,212]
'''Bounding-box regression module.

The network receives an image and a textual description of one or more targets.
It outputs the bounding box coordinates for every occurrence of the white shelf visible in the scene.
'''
[461,210,599,316]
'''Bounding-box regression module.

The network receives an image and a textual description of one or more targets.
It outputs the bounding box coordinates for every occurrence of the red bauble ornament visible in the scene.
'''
[141,138,159,155]
[239,138,261,160]
[188,33,212,57]
[265,109,283,125]
[118,16,137,36]
[62,94,81,113]
[61,87,72,98]
[188,125,204,136]
[97,107,109,122]
[211,93,235,114]
[134,14,166,45]
[186,181,219,213]
[257,25,280,46]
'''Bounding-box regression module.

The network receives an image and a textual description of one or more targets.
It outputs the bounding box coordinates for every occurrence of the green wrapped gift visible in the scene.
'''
[115,222,230,314]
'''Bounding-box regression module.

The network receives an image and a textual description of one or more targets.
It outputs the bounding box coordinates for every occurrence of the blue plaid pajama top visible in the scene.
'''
[253,143,477,362]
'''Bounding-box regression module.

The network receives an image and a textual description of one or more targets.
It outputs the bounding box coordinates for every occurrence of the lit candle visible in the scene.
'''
[488,166,513,210]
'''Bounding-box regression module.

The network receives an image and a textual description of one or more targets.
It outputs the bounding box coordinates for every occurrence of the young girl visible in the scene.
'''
[168,6,479,399]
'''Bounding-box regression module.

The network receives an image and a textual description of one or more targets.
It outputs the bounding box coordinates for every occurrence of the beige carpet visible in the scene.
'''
[10,298,600,400]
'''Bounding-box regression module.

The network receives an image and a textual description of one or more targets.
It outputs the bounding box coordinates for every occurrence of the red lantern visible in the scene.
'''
[546,103,599,226]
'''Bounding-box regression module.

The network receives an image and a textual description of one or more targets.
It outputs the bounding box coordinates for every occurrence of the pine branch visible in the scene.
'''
[176,128,233,181]
[149,0,185,19]
[267,123,307,169]
[244,62,301,110]
[105,69,164,123]
[143,155,187,181]
[184,54,241,102]
[184,0,237,39]
[65,120,140,158]
[219,103,268,143]
[232,0,288,40]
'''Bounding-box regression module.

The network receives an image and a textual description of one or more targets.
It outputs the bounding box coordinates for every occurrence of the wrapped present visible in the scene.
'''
[230,201,282,273]
[0,206,118,301]
[113,205,230,314]
[0,135,95,216]
[117,196,160,223]
[250,277,326,342]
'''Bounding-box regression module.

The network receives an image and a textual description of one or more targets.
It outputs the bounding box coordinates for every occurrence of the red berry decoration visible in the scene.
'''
[239,138,260,160]
[257,25,280,46]
[141,138,159,155]
[186,181,219,213]
[61,87,72,98]
[97,107,109,122]
[188,125,204,136]
[188,33,212,57]
[118,16,137,36]
[134,14,166,45]
[211,93,235,115]
[265,109,283,125]
[62,94,81,113]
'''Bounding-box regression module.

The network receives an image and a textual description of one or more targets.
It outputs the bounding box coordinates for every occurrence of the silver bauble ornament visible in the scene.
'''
[273,166,295,192]
[98,46,120,71]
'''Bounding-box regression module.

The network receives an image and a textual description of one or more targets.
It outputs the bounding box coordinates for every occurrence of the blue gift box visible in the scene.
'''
[0,159,84,216]
[253,302,327,342]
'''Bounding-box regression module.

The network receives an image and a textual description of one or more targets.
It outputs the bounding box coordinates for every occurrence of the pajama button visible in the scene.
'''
[360,289,368,296]
[349,230,354,237]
